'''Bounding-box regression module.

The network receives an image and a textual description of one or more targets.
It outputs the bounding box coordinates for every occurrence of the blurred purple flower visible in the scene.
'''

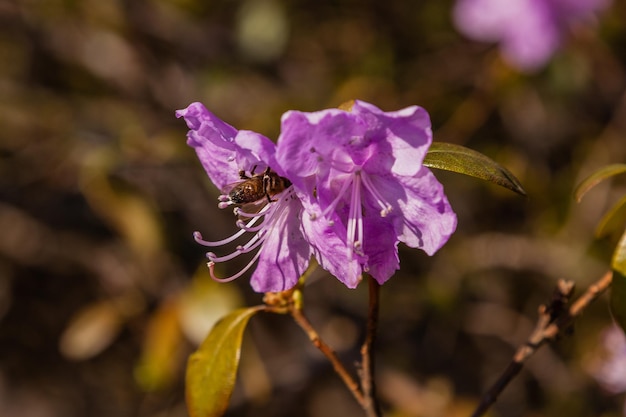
[453,0,611,71]
[177,102,310,293]
[589,325,626,394]
[275,100,457,288]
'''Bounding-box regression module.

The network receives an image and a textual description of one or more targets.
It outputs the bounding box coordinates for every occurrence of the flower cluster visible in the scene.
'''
[177,100,457,293]
[453,0,611,71]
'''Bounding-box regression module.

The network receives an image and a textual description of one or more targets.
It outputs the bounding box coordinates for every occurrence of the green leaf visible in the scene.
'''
[612,229,626,277]
[186,306,263,417]
[595,195,626,239]
[424,142,526,196]
[609,271,626,333]
[574,163,626,203]
[610,272,626,335]
[611,230,626,335]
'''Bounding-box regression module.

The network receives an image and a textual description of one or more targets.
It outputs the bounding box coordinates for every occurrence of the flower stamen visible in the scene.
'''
[235,205,270,218]
[197,185,294,284]
[193,229,247,247]
[313,174,353,221]
[347,171,365,259]
[361,171,393,217]
[208,246,263,283]
[235,219,265,232]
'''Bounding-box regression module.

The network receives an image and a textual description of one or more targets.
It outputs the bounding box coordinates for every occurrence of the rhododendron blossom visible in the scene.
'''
[176,102,310,293]
[178,100,457,292]
[275,100,457,288]
[453,0,611,71]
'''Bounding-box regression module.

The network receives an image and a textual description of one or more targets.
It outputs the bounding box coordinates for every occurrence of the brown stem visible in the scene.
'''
[470,271,613,417]
[360,277,383,417]
[290,304,365,407]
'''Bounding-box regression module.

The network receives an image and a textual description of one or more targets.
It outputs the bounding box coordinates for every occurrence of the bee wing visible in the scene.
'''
[220,179,244,196]
[219,179,268,219]
[236,199,267,218]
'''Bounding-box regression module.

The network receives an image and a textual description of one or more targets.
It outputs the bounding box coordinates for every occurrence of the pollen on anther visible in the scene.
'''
[380,207,392,217]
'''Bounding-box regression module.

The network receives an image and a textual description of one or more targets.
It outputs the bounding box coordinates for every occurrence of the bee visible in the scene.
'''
[226,166,292,206]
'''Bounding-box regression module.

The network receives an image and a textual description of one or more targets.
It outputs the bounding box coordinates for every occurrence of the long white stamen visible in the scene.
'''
[316,174,353,220]
[218,201,235,209]
[236,220,265,232]
[235,205,271,218]
[201,184,293,284]
[194,229,247,247]
[328,157,354,173]
[206,229,266,263]
[193,210,265,247]
[263,188,292,237]
[208,246,263,283]
[347,172,364,259]
[361,171,393,217]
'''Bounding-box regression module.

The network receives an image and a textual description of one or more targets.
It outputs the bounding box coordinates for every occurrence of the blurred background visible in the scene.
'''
[2,0,626,416]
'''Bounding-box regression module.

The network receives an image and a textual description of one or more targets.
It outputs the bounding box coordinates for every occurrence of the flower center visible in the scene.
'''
[313,168,393,267]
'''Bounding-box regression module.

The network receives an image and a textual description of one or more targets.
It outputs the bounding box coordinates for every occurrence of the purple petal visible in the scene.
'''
[301,211,364,289]
[250,198,311,292]
[177,102,240,189]
[276,109,365,190]
[177,102,277,190]
[394,167,457,255]
[453,0,526,42]
[453,0,611,72]
[454,0,560,71]
[361,218,400,285]
[234,130,280,174]
[499,2,561,71]
[353,101,432,177]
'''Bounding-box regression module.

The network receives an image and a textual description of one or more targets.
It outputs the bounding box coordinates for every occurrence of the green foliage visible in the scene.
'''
[186,307,263,417]
[610,273,626,335]
[611,232,626,335]
[574,163,626,203]
[424,142,526,196]
[612,229,626,277]
[576,164,626,336]
[594,195,626,239]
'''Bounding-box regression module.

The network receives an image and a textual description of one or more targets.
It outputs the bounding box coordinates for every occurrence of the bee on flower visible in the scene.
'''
[178,100,457,292]
[176,102,310,293]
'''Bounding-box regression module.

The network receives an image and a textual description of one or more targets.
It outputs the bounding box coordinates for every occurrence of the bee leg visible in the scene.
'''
[239,170,250,179]
[262,173,276,203]
[250,165,258,176]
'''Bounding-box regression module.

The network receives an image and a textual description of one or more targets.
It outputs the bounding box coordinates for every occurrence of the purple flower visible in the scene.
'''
[177,102,310,293]
[589,325,626,394]
[275,100,457,288]
[453,0,611,71]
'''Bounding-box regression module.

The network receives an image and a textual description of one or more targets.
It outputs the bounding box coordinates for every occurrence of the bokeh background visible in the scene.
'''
[2,1,626,416]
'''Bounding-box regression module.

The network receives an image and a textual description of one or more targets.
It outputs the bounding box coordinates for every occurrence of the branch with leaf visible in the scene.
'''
[470,163,626,417]
[184,143,527,417]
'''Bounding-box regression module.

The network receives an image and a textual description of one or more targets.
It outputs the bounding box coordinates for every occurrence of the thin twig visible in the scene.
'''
[360,277,383,417]
[290,302,365,407]
[262,270,365,407]
[471,271,613,417]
